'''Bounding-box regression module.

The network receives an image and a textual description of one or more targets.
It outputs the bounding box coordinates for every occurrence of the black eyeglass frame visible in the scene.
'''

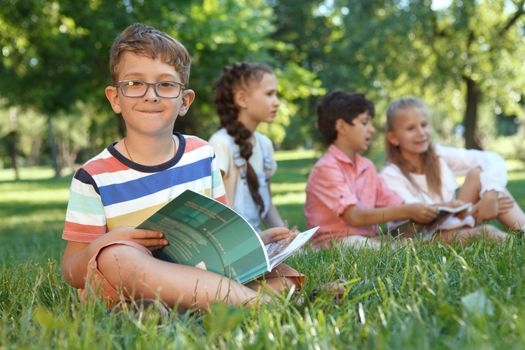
[115,80,186,99]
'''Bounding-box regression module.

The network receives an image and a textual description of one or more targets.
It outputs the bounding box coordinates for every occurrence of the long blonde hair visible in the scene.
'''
[385,97,443,200]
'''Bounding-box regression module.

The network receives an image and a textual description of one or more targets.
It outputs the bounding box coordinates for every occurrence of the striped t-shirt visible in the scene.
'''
[62,133,227,243]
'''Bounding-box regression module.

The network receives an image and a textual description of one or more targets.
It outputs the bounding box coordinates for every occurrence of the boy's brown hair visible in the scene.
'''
[109,23,191,85]
[316,90,375,145]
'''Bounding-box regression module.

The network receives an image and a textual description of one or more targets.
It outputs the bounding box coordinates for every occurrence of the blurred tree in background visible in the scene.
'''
[270,0,525,149]
[0,0,524,175]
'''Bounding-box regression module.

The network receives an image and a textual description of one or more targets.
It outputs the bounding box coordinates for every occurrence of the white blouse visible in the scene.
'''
[380,144,507,204]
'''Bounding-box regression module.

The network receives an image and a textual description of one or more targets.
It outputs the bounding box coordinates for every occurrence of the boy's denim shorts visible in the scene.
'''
[261,264,305,290]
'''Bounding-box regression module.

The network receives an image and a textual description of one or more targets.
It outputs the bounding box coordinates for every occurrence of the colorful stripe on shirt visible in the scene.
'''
[63,134,226,243]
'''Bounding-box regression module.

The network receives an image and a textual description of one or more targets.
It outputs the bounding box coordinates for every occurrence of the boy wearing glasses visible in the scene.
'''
[61,23,270,310]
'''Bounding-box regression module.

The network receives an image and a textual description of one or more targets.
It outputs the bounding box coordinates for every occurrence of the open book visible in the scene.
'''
[389,203,473,239]
[137,189,318,284]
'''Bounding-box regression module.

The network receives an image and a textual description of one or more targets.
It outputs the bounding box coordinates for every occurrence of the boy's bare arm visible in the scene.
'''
[61,227,167,289]
[342,204,438,227]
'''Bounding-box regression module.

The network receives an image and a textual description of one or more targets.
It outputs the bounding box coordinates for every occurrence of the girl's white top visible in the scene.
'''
[380,144,507,204]
[209,128,276,230]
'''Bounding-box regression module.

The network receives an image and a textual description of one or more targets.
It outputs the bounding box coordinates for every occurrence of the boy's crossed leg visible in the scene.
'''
[88,241,267,310]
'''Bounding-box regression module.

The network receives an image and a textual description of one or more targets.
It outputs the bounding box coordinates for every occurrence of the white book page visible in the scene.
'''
[265,227,319,270]
[436,202,472,214]
[439,215,475,230]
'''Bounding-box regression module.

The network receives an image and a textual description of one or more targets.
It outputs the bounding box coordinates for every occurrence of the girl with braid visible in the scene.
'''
[210,62,284,231]
[210,63,311,294]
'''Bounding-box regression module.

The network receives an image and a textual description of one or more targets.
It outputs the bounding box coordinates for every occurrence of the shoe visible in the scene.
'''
[309,279,348,301]
[112,299,171,322]
[136,299,171,320]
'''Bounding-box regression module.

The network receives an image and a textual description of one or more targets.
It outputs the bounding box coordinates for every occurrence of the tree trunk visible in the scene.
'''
[463,76,482,150]
[47,114,62,177]
[28,137,42,166]
[7,108,19,180]
[7,131,19,181]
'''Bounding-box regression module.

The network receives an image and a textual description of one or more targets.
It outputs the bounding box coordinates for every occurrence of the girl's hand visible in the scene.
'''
[259,227,297,245]
[104,226,168,250]
[406,204,438,224]
[497,194,514,215]
[472,190,499,223]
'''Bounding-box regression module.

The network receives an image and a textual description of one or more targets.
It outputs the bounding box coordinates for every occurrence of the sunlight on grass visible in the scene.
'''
[0,167,70,238]
[0,189,70,203]
[272,183,307,206]
[3,156,525,348]
[2,210,66,227]
[507,160,525,172]
[0,167,55,181]
[0,167,75,181]
[271,182,306,193]
[273,192,306,205]
[275,149,319,161]
[508,171,525,181]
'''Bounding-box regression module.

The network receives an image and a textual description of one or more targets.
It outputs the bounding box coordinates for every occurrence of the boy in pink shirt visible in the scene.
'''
[305,91,437,248]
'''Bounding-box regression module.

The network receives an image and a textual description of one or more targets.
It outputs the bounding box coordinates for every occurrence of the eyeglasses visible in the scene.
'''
[115,80,185,98]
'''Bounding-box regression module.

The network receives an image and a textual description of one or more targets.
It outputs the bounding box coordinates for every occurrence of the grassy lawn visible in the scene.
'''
[2,153,525,348]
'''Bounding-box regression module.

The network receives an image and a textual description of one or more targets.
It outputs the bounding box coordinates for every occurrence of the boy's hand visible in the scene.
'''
[259,227,297,245]
[104,227,168,250]
[406,204,438,224]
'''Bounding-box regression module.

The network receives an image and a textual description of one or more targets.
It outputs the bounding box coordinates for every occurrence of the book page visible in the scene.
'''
[439,215,475,230]
[389,203,473,238]
[265,227,319,270]
[436,203,471,215]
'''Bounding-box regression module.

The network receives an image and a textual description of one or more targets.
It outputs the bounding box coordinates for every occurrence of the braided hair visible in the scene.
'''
[213,62,274,215]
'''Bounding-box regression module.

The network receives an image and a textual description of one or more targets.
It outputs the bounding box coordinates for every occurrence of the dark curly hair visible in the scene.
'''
[317,90,375,145]
[213,62,274,215]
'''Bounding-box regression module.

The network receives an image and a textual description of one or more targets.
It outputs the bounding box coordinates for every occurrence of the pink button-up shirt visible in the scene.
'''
[305,145,403,247]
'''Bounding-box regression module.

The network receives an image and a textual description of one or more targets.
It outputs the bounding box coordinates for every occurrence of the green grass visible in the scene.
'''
[2,153,525,349]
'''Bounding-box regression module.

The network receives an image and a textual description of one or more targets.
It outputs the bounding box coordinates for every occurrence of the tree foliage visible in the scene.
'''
[270,0,525,148]
[0,0,321,171]
[305,1,524,147]
[1,0,524,172]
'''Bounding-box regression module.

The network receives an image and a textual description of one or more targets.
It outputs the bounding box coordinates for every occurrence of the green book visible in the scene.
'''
[137,189,318,284]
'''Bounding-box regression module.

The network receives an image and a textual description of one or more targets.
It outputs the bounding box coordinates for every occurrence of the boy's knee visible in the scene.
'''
[82,243,150,303]
[98,243,130,262]
[97,243,147,275]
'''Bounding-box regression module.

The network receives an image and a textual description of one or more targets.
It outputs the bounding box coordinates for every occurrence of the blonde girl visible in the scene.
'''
[381,97,525,243]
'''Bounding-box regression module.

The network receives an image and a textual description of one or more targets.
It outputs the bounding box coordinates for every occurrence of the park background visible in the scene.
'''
[2,0,525,348]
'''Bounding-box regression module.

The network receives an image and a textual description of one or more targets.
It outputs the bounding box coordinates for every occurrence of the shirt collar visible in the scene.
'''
[328,144,363,165]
